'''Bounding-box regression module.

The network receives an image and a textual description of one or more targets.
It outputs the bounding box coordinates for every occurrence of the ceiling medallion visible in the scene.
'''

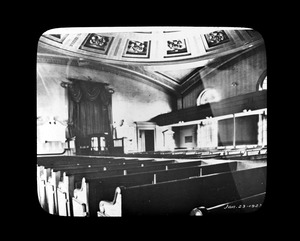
[123,39,151,58]
[79,33,114,55]
[164,39,191,58]
[205,30,230,47]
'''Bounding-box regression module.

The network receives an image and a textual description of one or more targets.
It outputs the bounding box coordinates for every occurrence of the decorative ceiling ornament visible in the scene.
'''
[89,34,107,47]
[200,30,233,52]
[167,40,184,52]
[205,30,230,47]
[123,39,151,58]
[79,33,114,55]
[164,39,190,58]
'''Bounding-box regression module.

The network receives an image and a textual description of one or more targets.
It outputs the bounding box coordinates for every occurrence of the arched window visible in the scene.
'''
[197,88,220,106]
[259,76,267,91]
[256,70,267,91]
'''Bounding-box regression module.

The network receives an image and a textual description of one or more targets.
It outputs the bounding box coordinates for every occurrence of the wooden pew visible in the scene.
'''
[37,165,63,215]
[37,165,50,212]
[53,159,176,177]
[55,160,200,191]
[44,159,173,215]
[72,161,237,217]
[222,152,267,161]
[49,159,164,172]
[37,156,91,167]
[37,155,70,166]
[37,156,145,168]
[45,169,61,215]
[122,145,266,160]
[54,159,176,216]
[40,157,157,183]
[55,160,198,216]
[133,152,222,159]
[38,156,133,214]
[39,157,154,214]
[98,166,266,216]
[219,146,267,160]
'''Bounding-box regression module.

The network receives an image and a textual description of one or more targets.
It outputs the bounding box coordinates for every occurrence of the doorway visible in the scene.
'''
[141,130,155,152]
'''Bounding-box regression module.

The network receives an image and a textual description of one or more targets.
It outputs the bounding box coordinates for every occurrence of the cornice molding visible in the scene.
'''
[37,53,178,95]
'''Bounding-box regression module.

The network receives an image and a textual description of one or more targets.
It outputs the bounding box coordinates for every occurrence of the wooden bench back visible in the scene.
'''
[75,161,237,216]
[37,156,143,167]
[119,166,266,216]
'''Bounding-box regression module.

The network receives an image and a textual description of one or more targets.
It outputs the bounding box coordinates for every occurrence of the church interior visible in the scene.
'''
[37,27,267,217]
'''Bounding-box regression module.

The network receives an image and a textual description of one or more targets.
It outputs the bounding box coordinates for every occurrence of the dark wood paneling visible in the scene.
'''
[180,45,267,109]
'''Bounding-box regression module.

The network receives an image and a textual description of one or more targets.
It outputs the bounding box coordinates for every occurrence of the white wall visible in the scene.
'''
[37,60,174,154]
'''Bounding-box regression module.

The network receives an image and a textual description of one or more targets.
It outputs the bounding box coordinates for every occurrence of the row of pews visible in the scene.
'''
[124,145,267,160]
[37,154,267,217]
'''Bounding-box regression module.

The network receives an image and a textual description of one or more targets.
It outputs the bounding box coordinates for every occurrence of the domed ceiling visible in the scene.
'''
[37,27,264,94]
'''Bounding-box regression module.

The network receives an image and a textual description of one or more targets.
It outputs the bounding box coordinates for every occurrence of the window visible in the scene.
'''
[259,76,267,91]
[91,137,99,151]
[217,115,259,146]
[197,88,220,106]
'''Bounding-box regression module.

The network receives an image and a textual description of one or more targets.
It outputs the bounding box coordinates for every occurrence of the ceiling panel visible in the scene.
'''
[38,27,264,94]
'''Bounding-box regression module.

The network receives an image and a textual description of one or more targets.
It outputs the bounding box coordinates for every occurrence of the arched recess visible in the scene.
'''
[196,88,221,106]
[256,70,267,91]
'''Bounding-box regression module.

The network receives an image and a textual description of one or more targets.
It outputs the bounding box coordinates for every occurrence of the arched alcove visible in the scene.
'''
[196,88,221,106]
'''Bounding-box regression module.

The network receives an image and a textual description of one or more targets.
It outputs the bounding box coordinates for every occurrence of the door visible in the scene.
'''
[144,130,155,152]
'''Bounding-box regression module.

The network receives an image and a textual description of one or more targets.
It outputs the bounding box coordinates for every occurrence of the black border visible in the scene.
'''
[22,16,278,234]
